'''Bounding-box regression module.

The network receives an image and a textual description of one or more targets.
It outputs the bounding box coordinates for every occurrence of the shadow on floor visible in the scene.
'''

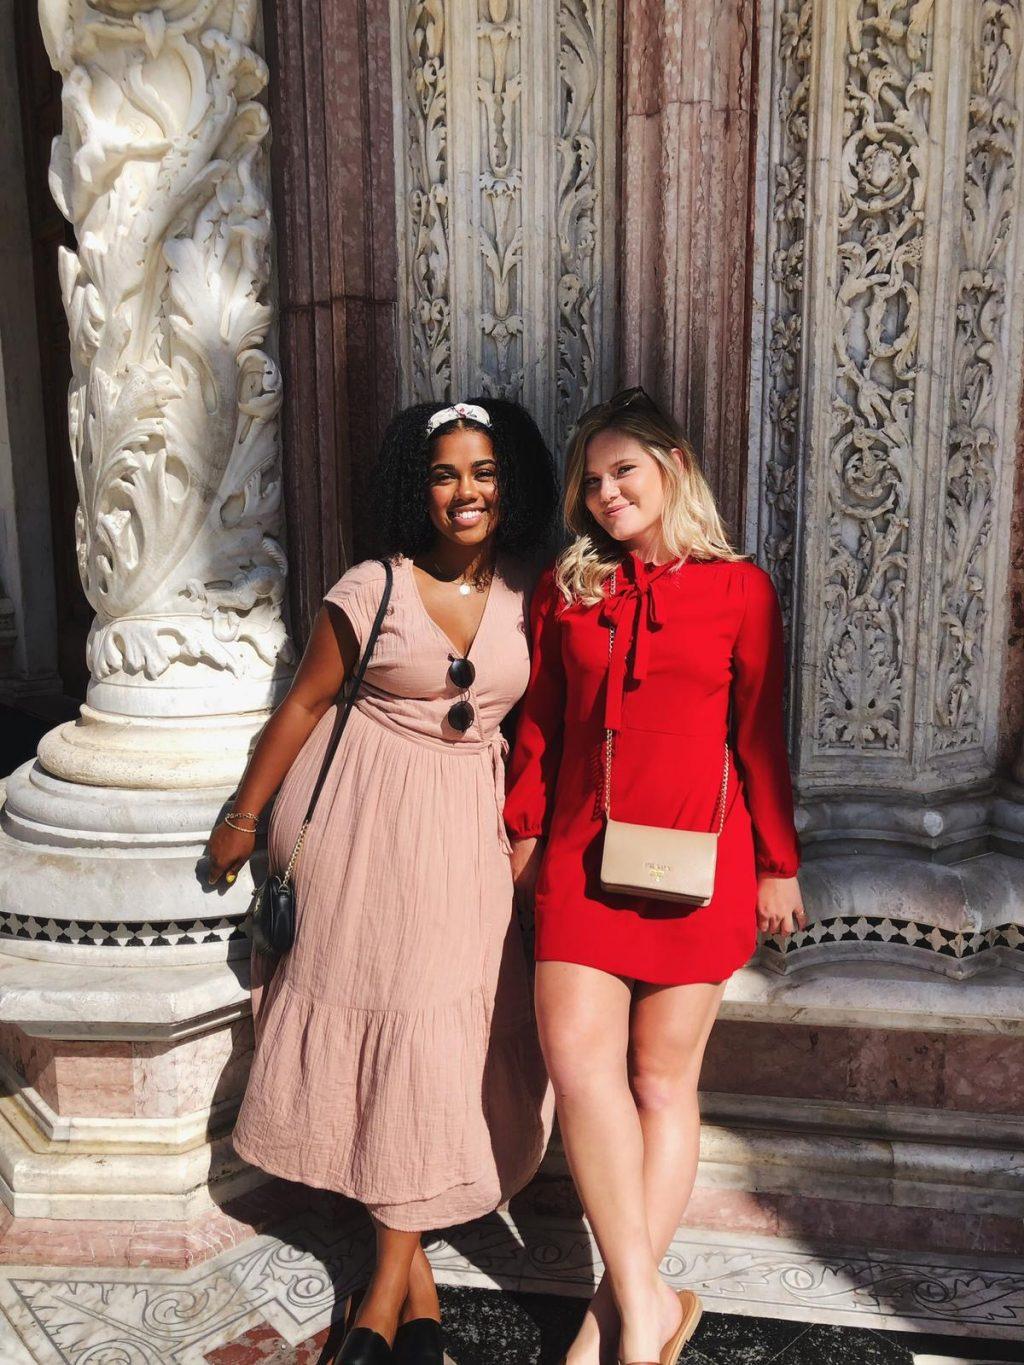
[434,1286,1024,1365]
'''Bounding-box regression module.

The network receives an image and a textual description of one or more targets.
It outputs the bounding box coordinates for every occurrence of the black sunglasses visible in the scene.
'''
[600,385,662,416]
[447,656,476,733]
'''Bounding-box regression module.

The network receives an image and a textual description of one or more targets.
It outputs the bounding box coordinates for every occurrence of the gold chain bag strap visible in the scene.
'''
[599,569,730,906]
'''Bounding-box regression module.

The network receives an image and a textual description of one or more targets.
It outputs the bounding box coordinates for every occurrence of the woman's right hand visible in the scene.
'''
[206,820,257,886]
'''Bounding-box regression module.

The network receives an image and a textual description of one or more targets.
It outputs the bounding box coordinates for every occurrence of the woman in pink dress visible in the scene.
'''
[206,399,556,1365]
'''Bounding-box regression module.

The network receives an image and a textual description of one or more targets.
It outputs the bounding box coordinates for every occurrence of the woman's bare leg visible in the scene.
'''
[573,980,727,1363]
[401,1242,441,1324]
[536,961,682,1365]
[352,1218,421,1343]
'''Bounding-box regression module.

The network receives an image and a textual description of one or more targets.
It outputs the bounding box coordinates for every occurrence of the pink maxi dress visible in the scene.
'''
[232,556,552,1230]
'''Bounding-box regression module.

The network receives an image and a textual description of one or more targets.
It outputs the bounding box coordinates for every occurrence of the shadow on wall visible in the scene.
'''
[0,704,59,774]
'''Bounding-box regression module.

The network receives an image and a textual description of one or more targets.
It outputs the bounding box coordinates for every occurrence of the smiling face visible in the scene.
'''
[582,428,676,556]
[425,425,500,549]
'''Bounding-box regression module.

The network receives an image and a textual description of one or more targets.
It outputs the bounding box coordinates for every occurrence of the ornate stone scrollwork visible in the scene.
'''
[40,0,292,703]
[932,0,1023,752]
[817,0,935,754]
[762,0,813,637]
[555,0,601,451]
[392,0,615,449]
[400,0,452,401]
[476,0,524,399]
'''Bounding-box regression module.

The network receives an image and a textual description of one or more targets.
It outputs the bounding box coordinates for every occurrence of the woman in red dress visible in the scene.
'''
[505,389,805,1365]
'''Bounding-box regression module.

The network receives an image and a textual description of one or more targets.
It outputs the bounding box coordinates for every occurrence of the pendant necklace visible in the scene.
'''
[427,557,492,596]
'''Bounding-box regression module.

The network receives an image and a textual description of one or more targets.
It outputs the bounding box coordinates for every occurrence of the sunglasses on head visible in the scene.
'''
[597,385,663,417]
[446,656,476,733]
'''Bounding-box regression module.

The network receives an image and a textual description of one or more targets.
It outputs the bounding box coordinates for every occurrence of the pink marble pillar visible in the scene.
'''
[1004,401,1024,778]
[619,0,756,537]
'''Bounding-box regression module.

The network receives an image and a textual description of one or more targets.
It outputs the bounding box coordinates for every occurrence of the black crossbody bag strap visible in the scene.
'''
[299,557,394,825]
[276,557,394,890]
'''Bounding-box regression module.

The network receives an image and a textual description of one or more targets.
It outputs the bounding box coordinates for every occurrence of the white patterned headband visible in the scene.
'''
[426,402,491,435]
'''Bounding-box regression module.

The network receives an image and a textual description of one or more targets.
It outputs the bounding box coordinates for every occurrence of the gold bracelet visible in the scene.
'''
[225,813,259,832]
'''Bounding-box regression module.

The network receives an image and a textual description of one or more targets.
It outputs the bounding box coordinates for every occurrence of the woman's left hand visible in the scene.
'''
[756,875,807,937]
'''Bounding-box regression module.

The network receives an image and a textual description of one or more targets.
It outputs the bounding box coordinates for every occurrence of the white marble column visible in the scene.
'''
[390,0,619,455]
[0,0,293,1232]
[0,0,293,956]
[747,0,1024,974]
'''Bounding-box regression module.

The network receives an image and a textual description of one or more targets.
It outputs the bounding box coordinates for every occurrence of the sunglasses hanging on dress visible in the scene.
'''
[447,656,476,732]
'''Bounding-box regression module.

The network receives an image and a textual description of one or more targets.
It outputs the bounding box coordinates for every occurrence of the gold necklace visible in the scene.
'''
[426,557,493,597]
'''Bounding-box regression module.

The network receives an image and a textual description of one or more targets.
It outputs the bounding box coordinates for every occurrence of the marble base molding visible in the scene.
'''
[760,853,1024,978]
[0,954,255,1225]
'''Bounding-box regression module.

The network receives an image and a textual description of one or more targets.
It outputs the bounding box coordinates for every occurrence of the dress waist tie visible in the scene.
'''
[353,698,512,856]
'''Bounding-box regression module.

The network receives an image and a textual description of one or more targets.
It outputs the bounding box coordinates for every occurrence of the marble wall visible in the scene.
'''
[619,0,758,533]
[0,2,59,699]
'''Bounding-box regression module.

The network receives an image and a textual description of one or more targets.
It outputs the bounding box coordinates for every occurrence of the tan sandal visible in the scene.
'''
[618,1287,703,1365]
[659,1289,702,1365]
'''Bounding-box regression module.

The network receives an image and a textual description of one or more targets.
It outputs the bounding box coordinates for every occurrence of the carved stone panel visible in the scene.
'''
[930,0,1024,756]
[390,0,617,454]
[749,0,1024,806]
[815,1,934,759]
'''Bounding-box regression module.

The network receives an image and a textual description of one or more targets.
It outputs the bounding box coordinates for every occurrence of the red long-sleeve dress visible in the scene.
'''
[504,552,801,985]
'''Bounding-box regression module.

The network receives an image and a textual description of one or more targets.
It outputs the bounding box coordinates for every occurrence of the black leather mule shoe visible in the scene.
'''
[392,1317,444,1365]
[334,1326,393,1364]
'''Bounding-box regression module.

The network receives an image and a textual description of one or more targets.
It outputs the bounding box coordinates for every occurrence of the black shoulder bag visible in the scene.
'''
[250,559,394,956]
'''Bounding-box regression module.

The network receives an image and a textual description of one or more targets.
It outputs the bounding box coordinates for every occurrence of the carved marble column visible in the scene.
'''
[390,0,618,455]
[748,0,1024,975]
[619,0,758,533]
[0,0,294,1247]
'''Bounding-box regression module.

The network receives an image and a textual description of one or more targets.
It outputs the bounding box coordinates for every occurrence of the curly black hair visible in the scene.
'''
[369,398,559,560]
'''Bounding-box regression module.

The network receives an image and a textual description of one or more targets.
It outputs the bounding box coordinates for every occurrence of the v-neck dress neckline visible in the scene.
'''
[405,554,497,661]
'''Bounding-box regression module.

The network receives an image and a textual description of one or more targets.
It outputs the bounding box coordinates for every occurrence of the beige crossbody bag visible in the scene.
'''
[599,571,730,907]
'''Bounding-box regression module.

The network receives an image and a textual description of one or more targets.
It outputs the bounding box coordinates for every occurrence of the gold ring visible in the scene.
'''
[226,872,237,884]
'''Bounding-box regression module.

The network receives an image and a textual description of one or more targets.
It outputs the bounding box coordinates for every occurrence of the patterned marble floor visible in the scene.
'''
[194,1288,1024,1364]
[2,1189,1021,1363]
[5,1279,1023,1365]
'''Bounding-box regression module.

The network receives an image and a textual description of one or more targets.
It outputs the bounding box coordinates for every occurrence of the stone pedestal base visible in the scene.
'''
[0,952,263,1256]
[0,763,263,962]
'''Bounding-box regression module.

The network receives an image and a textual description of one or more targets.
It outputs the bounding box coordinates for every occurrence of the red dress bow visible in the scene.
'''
[599,555,667,732]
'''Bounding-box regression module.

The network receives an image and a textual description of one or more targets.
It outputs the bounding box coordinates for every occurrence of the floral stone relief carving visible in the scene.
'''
[40,0,292,696]
[400,0,452,402]
[932,0,1023,753]
[392,0,613,450]
[817,0,935,754]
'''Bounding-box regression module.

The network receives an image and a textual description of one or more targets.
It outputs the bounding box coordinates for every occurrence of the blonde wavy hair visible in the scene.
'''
[554,393,745,605]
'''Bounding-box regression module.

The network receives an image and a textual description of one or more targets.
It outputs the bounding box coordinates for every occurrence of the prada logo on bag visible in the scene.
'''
[644,862,671,883]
